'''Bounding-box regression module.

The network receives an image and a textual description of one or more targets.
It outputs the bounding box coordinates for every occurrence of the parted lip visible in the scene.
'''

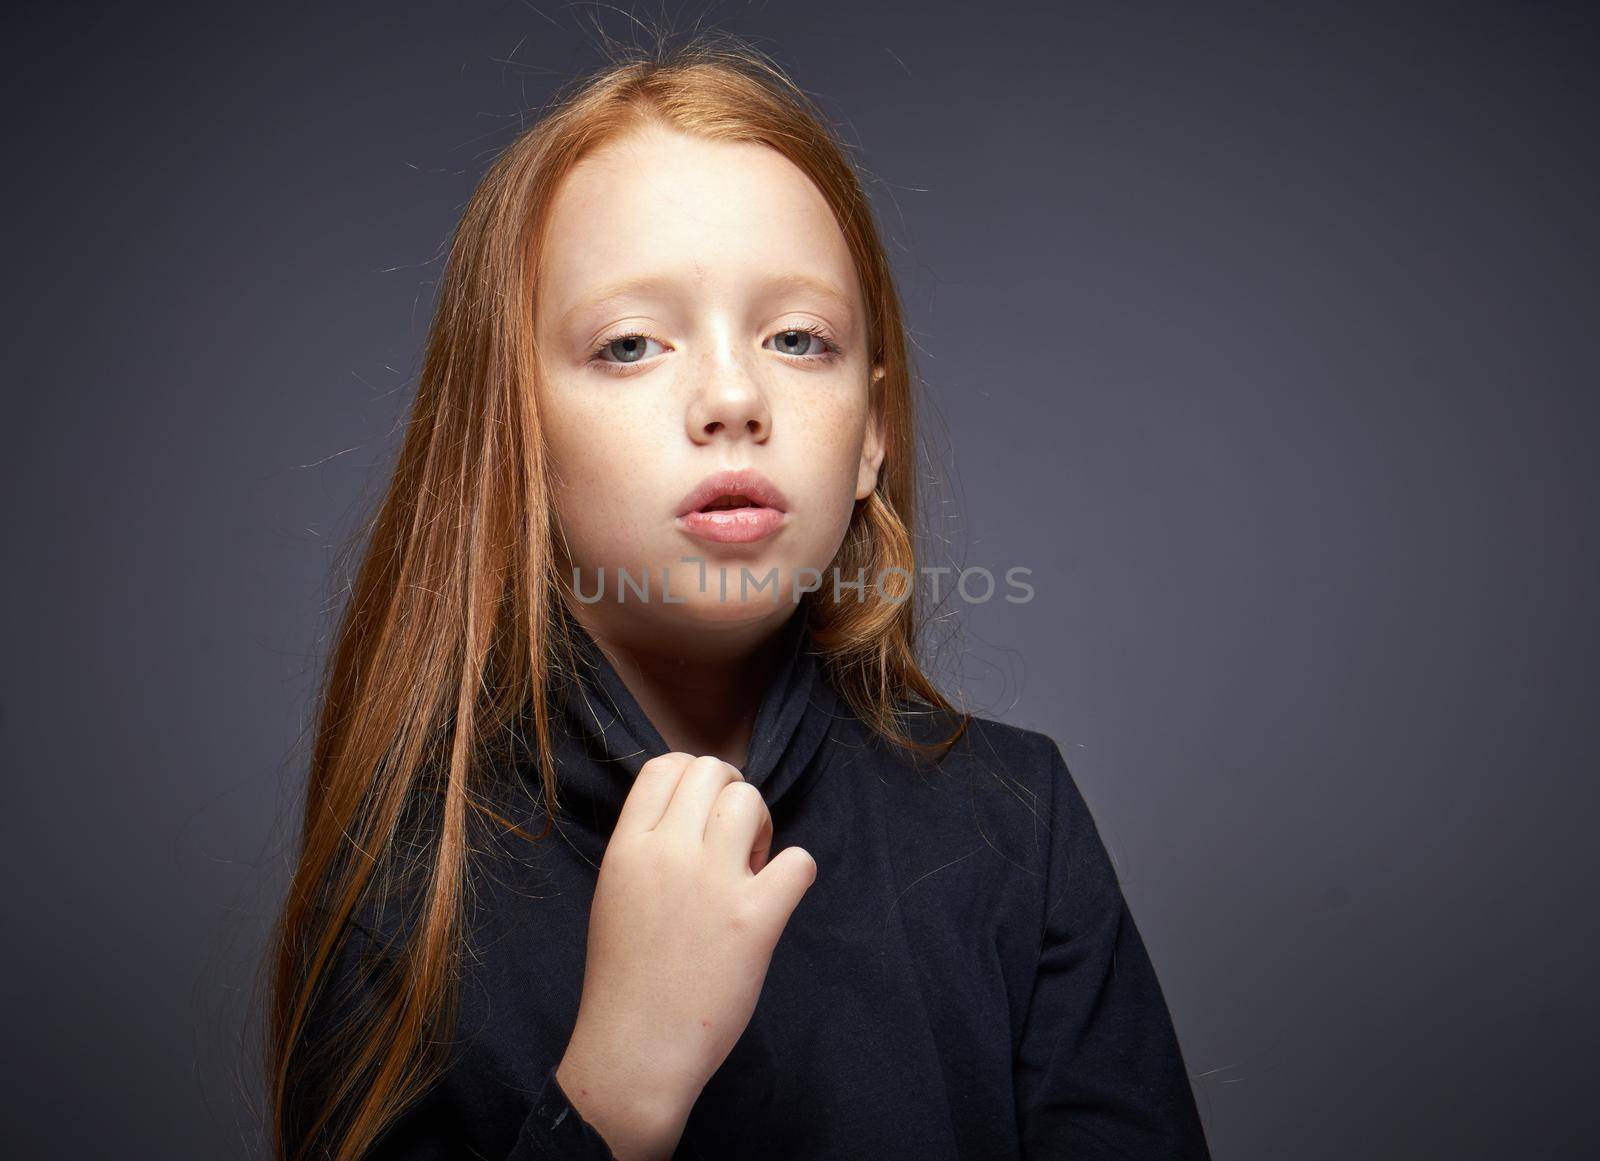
[674,467,789,518]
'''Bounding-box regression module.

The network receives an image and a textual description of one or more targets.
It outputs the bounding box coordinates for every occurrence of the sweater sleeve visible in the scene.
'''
[357,1063,618,1160]
[512,1064,621,1159]
[1013,740,1211,1160]
[288,914,618,1160]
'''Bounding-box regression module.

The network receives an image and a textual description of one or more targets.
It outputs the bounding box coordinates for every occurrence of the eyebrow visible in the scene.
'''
[555,270,858,332]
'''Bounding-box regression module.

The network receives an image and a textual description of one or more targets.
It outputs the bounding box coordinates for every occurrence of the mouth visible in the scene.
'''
[675,469,790,544]
[674,468,789,517]
[698,492,765,513]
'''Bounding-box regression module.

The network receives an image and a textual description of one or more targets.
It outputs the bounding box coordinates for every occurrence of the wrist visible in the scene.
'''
[556,1041,696,1159]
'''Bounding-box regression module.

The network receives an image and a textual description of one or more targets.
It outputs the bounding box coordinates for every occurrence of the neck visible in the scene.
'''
[563,601,799,769]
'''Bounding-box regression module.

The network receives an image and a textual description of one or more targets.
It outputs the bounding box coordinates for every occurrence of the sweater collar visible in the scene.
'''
[547,605,839,834]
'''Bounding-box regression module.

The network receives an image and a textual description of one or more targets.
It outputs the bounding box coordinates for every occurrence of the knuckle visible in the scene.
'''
[713,780,763,820]
[685,755,740,787]
[640,751,694,776]
[723,779,763,804]
[687,754,743,781]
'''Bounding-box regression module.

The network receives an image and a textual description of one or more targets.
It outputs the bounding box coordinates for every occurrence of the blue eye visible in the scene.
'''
[592,333,665,367]
[584,323,843,375]
[766,326,840,360]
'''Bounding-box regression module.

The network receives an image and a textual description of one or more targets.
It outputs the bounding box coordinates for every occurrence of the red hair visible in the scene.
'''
[265,30,968,1161]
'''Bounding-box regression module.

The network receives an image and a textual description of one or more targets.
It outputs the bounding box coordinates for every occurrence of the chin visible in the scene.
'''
[654,558,796,616]
[668,591,800,627]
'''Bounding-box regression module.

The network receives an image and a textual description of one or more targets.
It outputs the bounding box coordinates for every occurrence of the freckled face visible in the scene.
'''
[532,122,885,633]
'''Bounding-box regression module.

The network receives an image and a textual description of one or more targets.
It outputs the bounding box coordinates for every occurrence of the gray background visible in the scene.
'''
[3,1,1595,1157]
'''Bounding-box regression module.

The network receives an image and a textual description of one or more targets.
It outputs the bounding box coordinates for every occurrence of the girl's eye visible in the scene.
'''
[585,323,842,374]
[589,333,666,369]
[765,324,841,362]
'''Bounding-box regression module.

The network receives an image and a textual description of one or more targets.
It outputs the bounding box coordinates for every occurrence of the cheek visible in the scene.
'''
[787,397,870,549]
[539,390,659,566]
[798,392,869,486]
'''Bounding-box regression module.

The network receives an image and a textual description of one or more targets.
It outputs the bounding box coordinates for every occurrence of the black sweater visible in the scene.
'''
[307,608,1210,1159]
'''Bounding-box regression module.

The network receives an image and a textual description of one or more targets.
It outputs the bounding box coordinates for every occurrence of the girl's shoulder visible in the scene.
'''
[855,695,1075,791]
[837,697,1085,840]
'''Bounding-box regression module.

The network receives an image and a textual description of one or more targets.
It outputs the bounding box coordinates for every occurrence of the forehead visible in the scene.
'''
[536,122,859,312]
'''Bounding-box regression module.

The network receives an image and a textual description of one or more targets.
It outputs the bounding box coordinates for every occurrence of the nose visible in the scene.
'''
[685,347,771,444]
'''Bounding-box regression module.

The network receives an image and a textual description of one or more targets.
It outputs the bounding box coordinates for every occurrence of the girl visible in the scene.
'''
[267,34,1210,1161]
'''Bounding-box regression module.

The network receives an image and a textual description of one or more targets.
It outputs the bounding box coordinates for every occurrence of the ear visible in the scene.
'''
[856,364,888,502]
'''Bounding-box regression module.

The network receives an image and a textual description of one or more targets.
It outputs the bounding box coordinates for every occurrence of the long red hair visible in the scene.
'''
[265,30,969,1161]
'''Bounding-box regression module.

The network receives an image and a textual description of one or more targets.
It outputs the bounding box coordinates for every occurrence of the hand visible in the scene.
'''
[557,752,817,1157]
